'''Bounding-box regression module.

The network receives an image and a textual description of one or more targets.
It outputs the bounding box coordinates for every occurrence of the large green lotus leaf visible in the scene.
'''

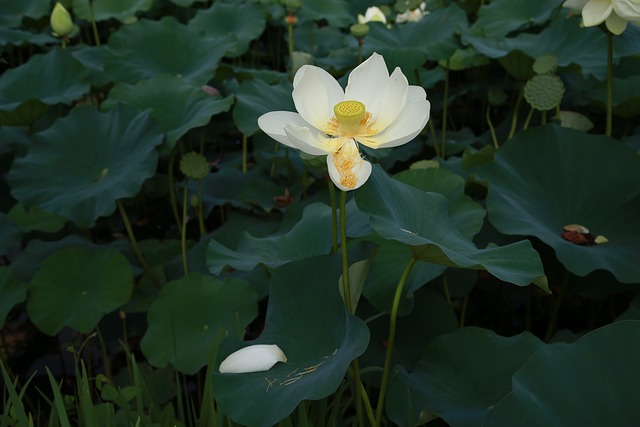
[189,0,266,58]
[483,320,640,426]
[479,125,640,283]
[0,213,21,256]
[207,202,333,275]
[9,106,163,228]
[0,47,89,111]
[298,0,351,28]
[387,327,545,427]
[364,4,466,73]
[102,75,234,151]
[233,78,294,136]
[194,167,283,214]
[0,0,49,26]
[73,0,153,22]
[140,273,258,375]
[26,247,133,335]
[0,27,54,47]
[0,266,27,328]
[355,166,544,286]
[0,99,50,127]
[70,46,112,88]
[471,0,563,37]
[6,202,66,233]
[212,256,369,427]
[104,17,232,85]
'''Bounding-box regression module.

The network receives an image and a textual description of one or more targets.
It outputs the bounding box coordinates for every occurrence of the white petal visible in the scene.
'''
[369,67,409,132]
[360,86,430,149]
[344,53,390,115]
[613,0,640,20]
[284,123,339,155]
[362,6,387,24]
[219,344,287,374]
[606,10,629,33]
[327,153,372,191]
[292,65,344,131]
[582,0,613,26]
[258,111,311,149]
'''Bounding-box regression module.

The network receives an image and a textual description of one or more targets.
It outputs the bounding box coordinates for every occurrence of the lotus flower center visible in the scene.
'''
[333,100,366,135]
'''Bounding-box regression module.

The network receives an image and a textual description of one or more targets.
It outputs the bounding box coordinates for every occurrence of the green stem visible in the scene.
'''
[429,120,440,158]
[508,89,524,140]
[168,152,182,230]
[116,200,158,287]
[88,0,100,46]
[181,180,189,275]
[328,181,338,254]
[339,190,353,314]
[522,107,534,130]
[606,31,613,137]
[242,134,248,173]
[485,106,499,149]
[541,110,547,126]
[375,256,417,425]
[544,270,570,342]
[440,59,450,158]
[197,179,206,236]
[287,20,295,78]
[357,39,363,64]
[459,294,469,327]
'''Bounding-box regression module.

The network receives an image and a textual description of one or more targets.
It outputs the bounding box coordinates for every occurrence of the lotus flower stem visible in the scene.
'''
[116,200,158,287]
[376,256,418,426]
[508,89,524,140]
[339,190,353,314]
[168,152,182,230]
[606,31,613,137]
[242,134,248,173]
[88,0,100,46]
[485,106,499,149]
[181,179,189,275]
[440,59,450,158]
[328,181,338,253]
[197,179,206,236]
[544,270,571,341]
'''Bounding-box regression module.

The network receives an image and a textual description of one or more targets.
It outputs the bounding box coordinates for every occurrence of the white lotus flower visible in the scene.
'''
[258,53,430,191]
[358,6,387,24]
[396,2,428,24]
[219,344,287,374]
[563,0,640,35]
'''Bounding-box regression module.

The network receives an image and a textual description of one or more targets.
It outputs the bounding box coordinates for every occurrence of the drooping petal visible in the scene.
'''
[284,123,339,155]
[344,53,391,116]
[326,140,372,191]
[359,86,430,149]
[292,65,344,131]
[582,0,613,26]
[368,67,409,132]
[258,111,311,149]
[219,344,287,374]
[606,10,629,33]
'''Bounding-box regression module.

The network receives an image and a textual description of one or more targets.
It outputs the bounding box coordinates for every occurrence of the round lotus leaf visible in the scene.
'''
[533,54,558,75]
[104,16,232,86]
[484,320,640,426]
[102,74,234,151]
[140,273,258,375]
[0,0,50,26]
[524,74,564,111]
[212,256,369,427]
[0,47,89,113]
[26,247,133,335]
[0,27,54,48]
[8,106,163,228]
[471,0,562,37]
[0,267,27,328]
[6,202,66,233]
[480,125,640,283]
[0,213,21,256]
[189,0,266,58]
[73,0,152,23]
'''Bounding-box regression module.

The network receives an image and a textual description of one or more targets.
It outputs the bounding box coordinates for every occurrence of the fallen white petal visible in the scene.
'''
[219,344,287,374]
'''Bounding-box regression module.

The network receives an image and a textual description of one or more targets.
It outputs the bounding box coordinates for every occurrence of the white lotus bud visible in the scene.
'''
[219,344,287,374]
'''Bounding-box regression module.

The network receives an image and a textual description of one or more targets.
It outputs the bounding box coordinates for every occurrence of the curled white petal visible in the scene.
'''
[358,6,387,24]
[219,344,287,374]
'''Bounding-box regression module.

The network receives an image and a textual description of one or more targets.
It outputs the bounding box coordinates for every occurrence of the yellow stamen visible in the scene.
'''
[333,141,362,189]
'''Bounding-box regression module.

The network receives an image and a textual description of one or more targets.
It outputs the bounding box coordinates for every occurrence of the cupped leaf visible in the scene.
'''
[207,202,333,275]
[9,106,163,228]
[479,125,640,283]
[104,16,232,85]
[212,256,369,427]
[233,78,294,136]
[387,327,545,427]
[355,166,544,286]
[73,0,153,22]
[0,47,89,111]
[483,320,640,426]
[141,273,258,375]
[0,267,27,328]
[471,0,563,37]
[103,75,234,151]
[26,247,133,335]
[189,0,266,58]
